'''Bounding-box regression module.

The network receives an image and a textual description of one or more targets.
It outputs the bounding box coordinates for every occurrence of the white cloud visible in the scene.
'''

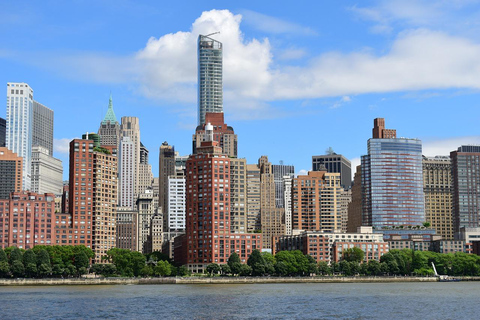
[422,136,480,157]
[54,138,72,155]
[277,48,307,61]
[22,9,480,119]
[240,9,316,36]
[296,169,308,177]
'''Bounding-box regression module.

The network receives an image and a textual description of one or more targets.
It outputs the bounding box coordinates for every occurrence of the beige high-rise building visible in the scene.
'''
[347,165,363,233]
[258,156,285,250]
[292,170,343,233]
[230,158,247,233]
[423,156,453,240]
[92,147,118,261]
[0,147,23,199]
[149,210,164,253]
[338,189,352,233]
[246,164,261,232]
[283,175,293,235]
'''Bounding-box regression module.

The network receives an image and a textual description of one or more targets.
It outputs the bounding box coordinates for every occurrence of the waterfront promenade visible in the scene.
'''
[2,275,473,286]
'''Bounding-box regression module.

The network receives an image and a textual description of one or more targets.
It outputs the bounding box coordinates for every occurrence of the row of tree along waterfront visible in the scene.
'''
[2,246,480,278]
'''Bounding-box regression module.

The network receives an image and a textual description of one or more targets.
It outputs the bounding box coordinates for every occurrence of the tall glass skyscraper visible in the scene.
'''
[451,145,480,233]
[6,82,34,190]
[361,119,425,228]
[197,34,223,125]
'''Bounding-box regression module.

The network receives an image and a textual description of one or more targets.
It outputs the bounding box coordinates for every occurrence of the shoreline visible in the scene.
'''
[1,276,477,286]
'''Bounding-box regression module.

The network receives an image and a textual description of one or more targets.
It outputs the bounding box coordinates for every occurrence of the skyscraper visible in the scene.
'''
[183,124,261,272]
[451,146,480,233]
[312,153,351,190]
[31,146,63,195]
[32,101,54,156]
[361,118,424,228]
[272,163,294,208]
[120,116,141,195]
[119,136,135,208]
[159,141,176,228]
[423,156,453,239]
[259,156,285,250]
[68,136,117,262]
[198,34,223,125]
[98,95,120,148]
[6,82,34,190]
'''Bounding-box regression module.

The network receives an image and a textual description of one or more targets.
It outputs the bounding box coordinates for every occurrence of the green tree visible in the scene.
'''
[11,260,25,277]
[90,264,104,276]
[248,250,266,276]
[101,264,116,277]
[262,252,276,275]
[9,247,23,265]
[23,250,37,278]
[36,249,52,277]
[239,264,252,276]
[367,260,382,276]
[317,261,330,275]
[342,247,365,263]
[154,260,172,277]
[0,261,10,278]
[141,265,154,277]
[220,264,231,276]
[206,263,221,276]
[176,265,191,277]
[74,251,89,271]
[0,249,7,263]
[274,261,289,276]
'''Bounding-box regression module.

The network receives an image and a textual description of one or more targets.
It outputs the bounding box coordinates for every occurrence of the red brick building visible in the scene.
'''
[182,126,261,272]
[0,191,55,249]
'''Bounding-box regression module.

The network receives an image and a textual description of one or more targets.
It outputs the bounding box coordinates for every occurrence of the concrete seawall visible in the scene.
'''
[0,276,449,286]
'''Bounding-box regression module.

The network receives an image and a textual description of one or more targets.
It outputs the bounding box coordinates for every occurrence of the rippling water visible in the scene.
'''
[0,282,476,319]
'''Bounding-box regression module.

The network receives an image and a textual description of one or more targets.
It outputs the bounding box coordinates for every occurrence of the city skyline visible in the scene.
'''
[2,2,480,179]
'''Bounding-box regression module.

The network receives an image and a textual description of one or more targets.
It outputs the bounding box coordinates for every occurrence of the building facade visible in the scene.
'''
[292,170,343,233]
[98,95,120,148]
[0,147,23,199]
[361,118,425,228]
[31,146,63,195]
[0,191,55,249]
[32,101,54,156]
[198,34,223,125]
[272,163,295,208]
[119,136,135,208]
[451,146,480,233]
[193,113,237,158]
[312,153,351,190]
[423,156,453,239]
[6,82,34,190]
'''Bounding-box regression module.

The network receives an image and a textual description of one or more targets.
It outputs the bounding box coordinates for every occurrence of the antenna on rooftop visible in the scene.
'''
[205,32,220,38]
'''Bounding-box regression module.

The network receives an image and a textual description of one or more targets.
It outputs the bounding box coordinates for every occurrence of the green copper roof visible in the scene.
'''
[102,94,118,124]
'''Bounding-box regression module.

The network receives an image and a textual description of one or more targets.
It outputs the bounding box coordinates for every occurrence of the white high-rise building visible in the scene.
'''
[119,136,135,208]
[197,34,223,125]
[167,176,186,232]
[6,82,34,190]
[31,146,63,195]
[283,175,293,235]
[120,117,141,195]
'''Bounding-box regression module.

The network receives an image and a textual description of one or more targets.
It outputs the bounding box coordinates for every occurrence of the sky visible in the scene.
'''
[1,0,480,179]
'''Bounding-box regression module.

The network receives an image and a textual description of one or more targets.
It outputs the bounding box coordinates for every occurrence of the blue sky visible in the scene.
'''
[2,0,480,179]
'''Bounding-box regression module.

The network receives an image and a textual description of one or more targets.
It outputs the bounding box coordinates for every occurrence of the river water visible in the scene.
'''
[0,282,476,319]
